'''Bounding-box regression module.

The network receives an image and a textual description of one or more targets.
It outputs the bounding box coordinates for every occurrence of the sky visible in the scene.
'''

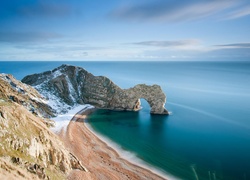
[0,0,250,61]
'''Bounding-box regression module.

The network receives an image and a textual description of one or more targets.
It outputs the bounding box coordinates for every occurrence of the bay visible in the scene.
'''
[1,61,250,179]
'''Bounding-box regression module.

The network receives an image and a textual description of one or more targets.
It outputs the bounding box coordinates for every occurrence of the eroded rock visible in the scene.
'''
[0,74,55,118]
[22,65,169,115]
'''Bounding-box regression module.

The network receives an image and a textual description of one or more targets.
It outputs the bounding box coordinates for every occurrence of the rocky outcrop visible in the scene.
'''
[0,74,55,119]
[22,64,169,114]
[113,84,169,114]
[0,75,87,179]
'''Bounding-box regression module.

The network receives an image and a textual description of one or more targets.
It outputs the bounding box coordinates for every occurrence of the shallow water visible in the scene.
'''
[1,61,250,179]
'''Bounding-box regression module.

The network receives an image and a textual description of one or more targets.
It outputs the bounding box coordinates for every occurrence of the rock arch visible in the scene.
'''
[109,84,169,115]
[126,84,169,114]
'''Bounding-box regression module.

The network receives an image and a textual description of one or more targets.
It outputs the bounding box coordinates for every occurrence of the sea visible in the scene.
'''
[1,61,250,180]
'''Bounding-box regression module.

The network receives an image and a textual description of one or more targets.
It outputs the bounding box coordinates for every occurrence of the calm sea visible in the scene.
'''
[1,61,250,180]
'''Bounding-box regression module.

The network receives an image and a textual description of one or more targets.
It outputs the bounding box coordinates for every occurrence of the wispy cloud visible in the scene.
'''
[111,0,247,22]
[206,47,250,59]
[0,31,62,43]
[130,39,200,48]
[225,6,250,19]
[215,43,250,48]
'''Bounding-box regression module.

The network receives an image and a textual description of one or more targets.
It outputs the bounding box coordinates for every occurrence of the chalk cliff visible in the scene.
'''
[22,64,169,115]
[0,74,87,179]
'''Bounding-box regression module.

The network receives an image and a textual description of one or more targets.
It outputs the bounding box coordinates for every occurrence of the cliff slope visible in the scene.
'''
[0,74,87,179]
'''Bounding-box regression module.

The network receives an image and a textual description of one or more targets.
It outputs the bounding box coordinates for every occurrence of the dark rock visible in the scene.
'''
[11,157,22,165]
[27,163,46,179]
[9,95,19,103]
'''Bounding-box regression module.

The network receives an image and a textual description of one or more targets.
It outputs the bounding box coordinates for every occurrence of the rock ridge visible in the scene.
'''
[22,64,169,115]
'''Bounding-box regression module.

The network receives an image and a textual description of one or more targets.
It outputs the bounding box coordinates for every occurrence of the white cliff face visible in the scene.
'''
[0,76,87,179]
[22,65,87,116]
[34,81,72,115]
[29,138,42,159]
[22,64,169,115]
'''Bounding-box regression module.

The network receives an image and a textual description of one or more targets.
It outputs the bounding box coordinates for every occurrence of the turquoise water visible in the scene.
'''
[1,61,250,179]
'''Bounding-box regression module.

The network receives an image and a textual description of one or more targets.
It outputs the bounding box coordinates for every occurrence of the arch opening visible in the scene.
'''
[132,97,168,115]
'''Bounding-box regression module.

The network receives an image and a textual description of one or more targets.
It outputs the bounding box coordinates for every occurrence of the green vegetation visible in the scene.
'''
[0,98,11,106]
[45,167,65,180]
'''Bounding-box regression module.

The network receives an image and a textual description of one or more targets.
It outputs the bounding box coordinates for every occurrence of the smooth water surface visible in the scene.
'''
[1,61,250,179]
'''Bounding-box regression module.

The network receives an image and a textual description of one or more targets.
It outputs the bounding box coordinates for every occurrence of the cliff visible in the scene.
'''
[0,74,87,179]
[22,64,169,115]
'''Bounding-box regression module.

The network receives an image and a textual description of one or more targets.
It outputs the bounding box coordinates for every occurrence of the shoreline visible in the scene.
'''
[85,117,176,180]
[57,107,172,180]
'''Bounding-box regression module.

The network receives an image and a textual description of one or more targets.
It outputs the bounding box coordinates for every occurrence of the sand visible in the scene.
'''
[57,108,167,180]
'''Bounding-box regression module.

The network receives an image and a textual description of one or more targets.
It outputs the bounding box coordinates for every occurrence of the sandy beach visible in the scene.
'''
[57,108,167,180]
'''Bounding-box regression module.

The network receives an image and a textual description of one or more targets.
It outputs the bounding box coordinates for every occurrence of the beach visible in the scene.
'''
[57,107,167,180]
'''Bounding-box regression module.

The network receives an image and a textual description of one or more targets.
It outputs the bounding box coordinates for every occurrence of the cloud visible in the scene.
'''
[0,31,62,43]
[215,43,250,48]
[206,47,250,59]
[225,6,250,19]
[191,42,250,59]
[111,0,245,22]
[131,41,250,60]
[130,39,200,48]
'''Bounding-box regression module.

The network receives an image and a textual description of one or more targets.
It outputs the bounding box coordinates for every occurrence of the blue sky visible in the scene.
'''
[0,0,250,61]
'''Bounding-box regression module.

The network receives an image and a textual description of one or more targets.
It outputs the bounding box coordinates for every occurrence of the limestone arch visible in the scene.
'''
[125,84,169,115]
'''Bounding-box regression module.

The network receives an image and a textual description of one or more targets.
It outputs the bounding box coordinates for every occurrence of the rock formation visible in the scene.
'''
[114,84,168,114]
[22,64,169,115]
[0,74,87,179]
[0,74,55,118]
